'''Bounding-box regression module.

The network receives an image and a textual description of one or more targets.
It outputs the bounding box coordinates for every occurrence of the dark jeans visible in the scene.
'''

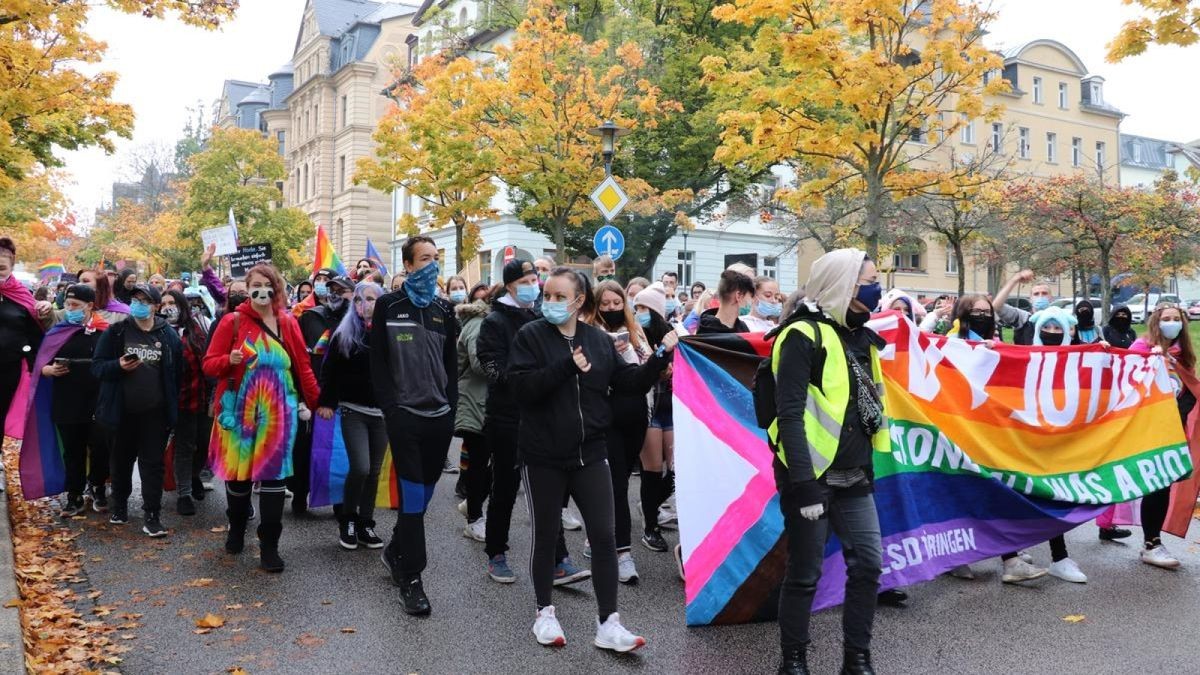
[287,420,313,503]
[58,422,93,496]
[524,460,618,619]
[340,408,389,522]
[776,468,881,652]
[88,424,112,487]
[173,411,211,498]
[0,360,23,429]
[385,409,454,579]
[606,412,647,552]
[484,420,568,562]
[1141,488,1171,543]
[110,409,170,514]
[461,431,490,522]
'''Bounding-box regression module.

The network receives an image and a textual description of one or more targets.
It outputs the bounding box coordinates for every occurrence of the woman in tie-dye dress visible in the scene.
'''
[204,264,320,572]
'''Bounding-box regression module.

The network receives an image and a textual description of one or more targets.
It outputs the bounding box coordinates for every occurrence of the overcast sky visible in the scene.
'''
[57,0,1200,227]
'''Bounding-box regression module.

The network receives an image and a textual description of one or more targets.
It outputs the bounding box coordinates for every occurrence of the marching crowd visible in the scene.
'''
[0,233,1194,674]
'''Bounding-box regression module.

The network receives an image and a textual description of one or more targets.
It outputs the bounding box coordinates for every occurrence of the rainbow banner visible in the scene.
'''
[675,312,1193,626]
[314,225,346,276]
[38,258,65,279]
[309,410,399,510]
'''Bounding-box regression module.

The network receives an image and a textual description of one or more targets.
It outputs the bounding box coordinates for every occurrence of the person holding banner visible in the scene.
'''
[1103,305,1137,349]
[1128,305,1197,569]
[507,267,674,651]
[203,264,320,572]
[743,276,783,333]
[768,248,885,675]
[698,270,754,335]
[316,281,388,551]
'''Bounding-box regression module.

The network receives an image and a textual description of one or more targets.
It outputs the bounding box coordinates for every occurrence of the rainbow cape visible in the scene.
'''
[675,312,1192,626]
[314,225,347,276]
[309,409,399,509]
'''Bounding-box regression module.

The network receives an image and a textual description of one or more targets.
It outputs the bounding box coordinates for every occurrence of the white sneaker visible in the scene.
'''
[657,505,678,530]
[594,612,646,653]
[1141,544,1182,569]
[1002,557,1048,584]
[618,552,639,584]
[457,499,467,517]
[1048,558,1087,583]
[463,518,486,542]
[532,606,566,647]
[1017,550,1033,564]
[561,508,582,531]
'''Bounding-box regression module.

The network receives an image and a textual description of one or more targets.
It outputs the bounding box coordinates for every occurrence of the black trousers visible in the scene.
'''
[524,460,618,619]
[461,430,491,522]
[0,360,23,429]
[484,419,568,562]
[606,412,647,552]
[173,411,211,498]
[88,424,112,487]
[1141,488,1172,542]
[385,409,454,579]
[287,420,313,503]
[58,422,94,496]
[110,409,169,513]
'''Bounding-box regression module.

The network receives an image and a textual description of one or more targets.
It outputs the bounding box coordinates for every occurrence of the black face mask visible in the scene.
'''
[1111,314,1131,331]
[600,309,626,329]
[1039,330,1065,346]
[966,314,994,339]
[1076,310,1094,328]
[845,307,870,330]
[227,293,248,309]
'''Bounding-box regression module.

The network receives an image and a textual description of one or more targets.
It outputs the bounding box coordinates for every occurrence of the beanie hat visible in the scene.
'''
[634,286,667,319]
[1031,306,1077,345]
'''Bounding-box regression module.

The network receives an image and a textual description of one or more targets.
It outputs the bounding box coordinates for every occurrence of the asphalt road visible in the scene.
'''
[62,446,1200,675]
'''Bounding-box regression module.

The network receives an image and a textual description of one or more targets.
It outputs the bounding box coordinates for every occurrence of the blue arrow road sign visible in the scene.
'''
[593,224,625,261]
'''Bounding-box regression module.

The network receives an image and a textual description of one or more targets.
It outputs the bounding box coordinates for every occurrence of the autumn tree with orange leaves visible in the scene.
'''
[702,0,1009,259]
[1108,0,1200,61]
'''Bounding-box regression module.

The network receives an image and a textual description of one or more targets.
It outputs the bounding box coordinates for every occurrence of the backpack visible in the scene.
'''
[752,318,824,429]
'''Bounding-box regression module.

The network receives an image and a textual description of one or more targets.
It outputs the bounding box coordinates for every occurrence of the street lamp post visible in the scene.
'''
[587,120,629,178]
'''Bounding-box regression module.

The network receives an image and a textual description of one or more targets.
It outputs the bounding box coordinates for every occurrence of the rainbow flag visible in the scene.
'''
[309,410,399,510]
[674,312,1192,626]
[312,329,331,357]
[38,258,65,279]
[314,225,346,276]
[240,336,259,368]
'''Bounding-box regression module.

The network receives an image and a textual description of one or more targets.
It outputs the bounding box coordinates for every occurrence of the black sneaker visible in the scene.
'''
[1099,526,1132,541]
[338,520,359,550]
[142,512,167,538]
[60,494,86,517]
[109,502,129,525]
[191,478,206,501]
[91,485,109,513]
[357,522,384,549]
[381,548,403,586]
[177,495,196,516]
[877,588,908,607]
[399,576,431,616]
[641,529,668,553]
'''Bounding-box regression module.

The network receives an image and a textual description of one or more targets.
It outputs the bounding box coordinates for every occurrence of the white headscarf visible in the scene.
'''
[806,248,867,327]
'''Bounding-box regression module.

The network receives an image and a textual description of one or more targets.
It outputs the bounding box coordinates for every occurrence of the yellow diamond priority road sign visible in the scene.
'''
[590,176,629,222]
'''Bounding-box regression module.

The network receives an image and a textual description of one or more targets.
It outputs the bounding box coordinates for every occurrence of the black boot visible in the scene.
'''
[399,576,431,616]
[291,491,308,517]
[840,649,875,675]
[877,588,908,607]
[225,506,249,554]
[257,523,285,572]
[778,644,809,675]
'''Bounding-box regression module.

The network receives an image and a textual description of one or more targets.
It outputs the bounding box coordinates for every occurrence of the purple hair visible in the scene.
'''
[332,281,384,358]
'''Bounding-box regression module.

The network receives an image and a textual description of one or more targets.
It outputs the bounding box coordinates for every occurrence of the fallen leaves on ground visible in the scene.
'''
[195,614,226,629]
[340,627,356,634]
[294,633,325,648]
[184,578,215,588]
[1062,614,1086,623]
[3,439,129,671]
[228,668,249,674]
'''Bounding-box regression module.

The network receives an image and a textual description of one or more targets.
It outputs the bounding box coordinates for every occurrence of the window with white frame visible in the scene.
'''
[1096,141,1106,171]
[991,123,1003,152]
[1046,132,1057,163]
[960,115,975,144]
[1019,127,1030,159]
[276,130,285,156]
[1058,82,1068,109]
[945,247,958,274]
[341,95,348,128]
[339,155,346,191]
[1032,77,1043,104]
[1072,137,1082,167]
[677,251,694,286]
[763,256,778,279]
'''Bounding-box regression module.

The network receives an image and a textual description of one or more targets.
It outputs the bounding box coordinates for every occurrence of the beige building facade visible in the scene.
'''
[795,39,1126,300]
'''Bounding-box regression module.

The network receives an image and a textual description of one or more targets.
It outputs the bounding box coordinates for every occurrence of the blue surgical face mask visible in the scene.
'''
[541,299,576,325]
[130,300,152,320]
[314,282,329,298]
[403,261,440,308]
[665,299,680,314]
[636,311,651,327]
[65,308,86,325]
[855,281,882,312]
[449,290,467,303]
[757,300,782,318]
[1160,320,1184,340]
[515,283,540,304]
[1032,296,1051,312]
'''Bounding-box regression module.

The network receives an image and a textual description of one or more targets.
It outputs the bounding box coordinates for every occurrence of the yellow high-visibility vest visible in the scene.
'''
[767,320,889,478]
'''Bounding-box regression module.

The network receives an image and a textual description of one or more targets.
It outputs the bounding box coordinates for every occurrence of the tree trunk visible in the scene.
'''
[1098,250,1112,323]
[454,218,465,273]
[864,177,884,260]
[953,240,966,296]
[554,219,566,262]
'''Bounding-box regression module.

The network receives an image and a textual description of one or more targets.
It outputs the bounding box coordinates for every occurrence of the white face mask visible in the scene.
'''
[250,287,274,307]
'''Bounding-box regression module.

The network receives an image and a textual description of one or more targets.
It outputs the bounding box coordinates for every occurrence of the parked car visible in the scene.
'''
[1186,300,1200,321]
[1128,293,1183,323]
[1050,297,1103,312]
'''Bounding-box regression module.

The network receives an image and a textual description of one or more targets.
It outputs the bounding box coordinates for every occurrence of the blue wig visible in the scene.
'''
[1031,306,1077,346]
[333,281,384,358]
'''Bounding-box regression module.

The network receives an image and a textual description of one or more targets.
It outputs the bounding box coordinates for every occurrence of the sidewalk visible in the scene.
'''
[0,480,26,673]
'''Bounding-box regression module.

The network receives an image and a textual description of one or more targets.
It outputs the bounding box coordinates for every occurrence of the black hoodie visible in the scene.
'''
[1103,306,1137,349]
[114,268,137,305]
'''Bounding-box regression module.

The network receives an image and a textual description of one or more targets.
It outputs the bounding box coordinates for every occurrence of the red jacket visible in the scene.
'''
[203,301,320,409]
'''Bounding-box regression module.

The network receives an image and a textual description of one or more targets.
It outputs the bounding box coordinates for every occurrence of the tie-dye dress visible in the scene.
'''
[210,333,299,481]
